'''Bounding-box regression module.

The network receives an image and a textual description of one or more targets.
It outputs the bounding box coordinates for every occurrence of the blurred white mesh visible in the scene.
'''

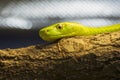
[0,0,120,29]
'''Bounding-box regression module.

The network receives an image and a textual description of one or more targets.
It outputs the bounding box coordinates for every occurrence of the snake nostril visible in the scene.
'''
[45,29,49,33]
[47,30,49,32]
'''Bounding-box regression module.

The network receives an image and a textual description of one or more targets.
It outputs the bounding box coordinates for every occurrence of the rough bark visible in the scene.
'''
[0,31,120,80]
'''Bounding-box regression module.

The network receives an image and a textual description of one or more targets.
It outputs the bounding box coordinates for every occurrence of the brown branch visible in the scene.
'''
[0,31,120,80]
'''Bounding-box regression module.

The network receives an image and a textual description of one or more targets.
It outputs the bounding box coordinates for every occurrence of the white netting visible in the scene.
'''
[0,0,120,29]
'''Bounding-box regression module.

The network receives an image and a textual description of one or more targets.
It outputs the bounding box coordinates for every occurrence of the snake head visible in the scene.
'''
[39,22,83,41]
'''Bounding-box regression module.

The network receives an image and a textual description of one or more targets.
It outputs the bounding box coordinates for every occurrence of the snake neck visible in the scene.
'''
[80,23,120,36]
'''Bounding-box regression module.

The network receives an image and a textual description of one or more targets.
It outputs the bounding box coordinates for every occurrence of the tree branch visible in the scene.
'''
[0,31,120,80]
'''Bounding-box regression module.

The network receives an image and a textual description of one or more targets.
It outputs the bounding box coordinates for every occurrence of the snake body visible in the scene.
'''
[39,22,120,41]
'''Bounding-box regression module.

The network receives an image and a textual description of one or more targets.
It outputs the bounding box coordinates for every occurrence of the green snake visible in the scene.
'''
[39,22,120,41]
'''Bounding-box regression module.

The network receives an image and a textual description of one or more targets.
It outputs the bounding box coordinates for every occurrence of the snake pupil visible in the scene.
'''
[58,26,61,29]
[57,24,62,30]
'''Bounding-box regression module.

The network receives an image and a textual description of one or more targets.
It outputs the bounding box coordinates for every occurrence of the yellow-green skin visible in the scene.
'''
[39,22,120,41]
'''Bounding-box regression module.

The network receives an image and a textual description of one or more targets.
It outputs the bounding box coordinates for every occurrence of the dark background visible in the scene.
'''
[0,0,120,49]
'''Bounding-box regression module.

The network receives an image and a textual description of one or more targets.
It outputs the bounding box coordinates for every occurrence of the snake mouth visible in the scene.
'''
[39,29,76,41]
[42,32,76,39]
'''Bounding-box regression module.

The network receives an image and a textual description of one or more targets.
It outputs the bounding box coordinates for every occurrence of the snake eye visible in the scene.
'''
[56,24,63,30]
